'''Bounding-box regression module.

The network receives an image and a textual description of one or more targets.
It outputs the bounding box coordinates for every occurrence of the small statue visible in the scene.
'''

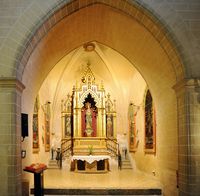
[85,102,93,136]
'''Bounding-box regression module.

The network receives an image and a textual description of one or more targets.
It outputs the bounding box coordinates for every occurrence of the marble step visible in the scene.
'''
[31,188,162,195]
[121,159,132,169]
[48,160,59,169]
[121,165,132,169]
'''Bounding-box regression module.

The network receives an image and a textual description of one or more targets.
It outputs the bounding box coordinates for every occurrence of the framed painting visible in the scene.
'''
[64,114,72,137]
[44,101,51,152]
[32,96,40,153]
[128,102,139,152]
[144,90,156,154]
[33,113,39,153]
[106,114,113,138]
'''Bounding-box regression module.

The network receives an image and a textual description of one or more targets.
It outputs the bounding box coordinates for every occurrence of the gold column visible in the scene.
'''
[113,112,117,138]
[77,108,82,137]
[61,112,65,138]
[102,108,106,137]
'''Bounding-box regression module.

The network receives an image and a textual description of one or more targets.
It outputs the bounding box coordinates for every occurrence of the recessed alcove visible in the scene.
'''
[20,3,180,195]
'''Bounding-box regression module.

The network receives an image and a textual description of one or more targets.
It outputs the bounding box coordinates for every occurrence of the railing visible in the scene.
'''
[106,138,119,157]
[61,138,73,160]
[60,137,119,168]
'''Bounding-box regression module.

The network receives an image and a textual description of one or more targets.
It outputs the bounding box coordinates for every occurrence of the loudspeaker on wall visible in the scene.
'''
[21,113,28,141]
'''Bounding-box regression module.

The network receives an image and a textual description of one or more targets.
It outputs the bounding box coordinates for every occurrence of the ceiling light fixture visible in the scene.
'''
[83,42,95,52]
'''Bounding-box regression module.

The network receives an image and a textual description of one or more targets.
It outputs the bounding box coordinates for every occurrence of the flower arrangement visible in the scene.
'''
[88,145,93,155]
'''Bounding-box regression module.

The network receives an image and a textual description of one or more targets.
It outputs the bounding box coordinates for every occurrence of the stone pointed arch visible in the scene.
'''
[18,3,183,196]
[2,1,198,196]
[17,0,185,82]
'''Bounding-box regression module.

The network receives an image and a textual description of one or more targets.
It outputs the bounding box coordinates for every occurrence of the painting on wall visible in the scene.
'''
[65,114,71,137]
[61,93,72,138]
[144,89,156,154]
[44,101,51,152]
[128,102,139,152]
[106,114,113,138]
[32,96,39,153]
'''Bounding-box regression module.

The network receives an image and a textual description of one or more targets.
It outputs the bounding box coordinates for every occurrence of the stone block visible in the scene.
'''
[22,179,29,196]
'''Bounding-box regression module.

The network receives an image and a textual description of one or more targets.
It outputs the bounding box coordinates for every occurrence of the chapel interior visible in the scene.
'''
[4,1,200,195]
[21,41,169,195]
[19,2,181,194]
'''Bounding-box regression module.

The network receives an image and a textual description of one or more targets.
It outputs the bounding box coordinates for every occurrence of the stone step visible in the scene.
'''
[122,163,132,168]
[121,163,132,167]
[121,158,131,161]
[48,166,60,169]
[121,166,133,169]
[122,165,132,168]
[121,158,132,170]
[122,161,131,164]
[48,160,59,169]
[31,188,162,195]
[48,164,58,167]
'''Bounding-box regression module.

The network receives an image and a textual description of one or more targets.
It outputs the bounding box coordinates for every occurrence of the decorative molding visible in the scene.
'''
[173,78,200,103]
[173,79,197,91]
[0,77,25,92]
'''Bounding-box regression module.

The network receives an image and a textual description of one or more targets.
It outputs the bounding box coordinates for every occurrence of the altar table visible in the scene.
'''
[71,155,110,173]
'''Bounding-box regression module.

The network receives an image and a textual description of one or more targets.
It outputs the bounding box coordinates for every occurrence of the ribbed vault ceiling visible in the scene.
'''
[43,41,141,105]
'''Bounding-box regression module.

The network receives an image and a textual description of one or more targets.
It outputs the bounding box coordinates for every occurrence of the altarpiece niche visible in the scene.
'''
[81,94,98,137]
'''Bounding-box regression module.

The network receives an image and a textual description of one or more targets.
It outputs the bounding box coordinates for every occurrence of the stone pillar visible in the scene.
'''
[174,79,200,196]
[0,78,25,196]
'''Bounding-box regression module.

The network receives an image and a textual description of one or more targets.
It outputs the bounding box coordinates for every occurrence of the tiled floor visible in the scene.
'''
[39,160,162,190]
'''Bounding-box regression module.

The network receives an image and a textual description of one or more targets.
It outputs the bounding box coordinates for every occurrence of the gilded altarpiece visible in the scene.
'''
[61,64,117,156]
[32,96,40,153]
[144,90,156,154]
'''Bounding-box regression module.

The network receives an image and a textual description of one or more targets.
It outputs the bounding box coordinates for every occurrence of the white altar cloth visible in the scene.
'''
[71,155,110,164]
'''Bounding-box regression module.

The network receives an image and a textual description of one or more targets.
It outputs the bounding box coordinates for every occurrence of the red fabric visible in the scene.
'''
[92,110,97,137]
[81,110,86,137]
[81,107,97,137]
[25,163,47,172]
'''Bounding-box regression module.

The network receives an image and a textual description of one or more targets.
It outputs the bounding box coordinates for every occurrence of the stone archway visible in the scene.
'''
[2,1,198,196]
[20,2,184,196]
